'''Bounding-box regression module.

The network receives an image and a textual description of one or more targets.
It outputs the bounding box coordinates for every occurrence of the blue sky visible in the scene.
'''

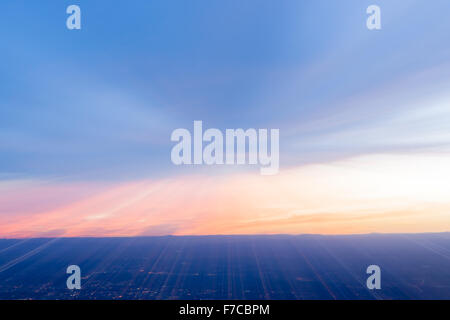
[1,0,450,181]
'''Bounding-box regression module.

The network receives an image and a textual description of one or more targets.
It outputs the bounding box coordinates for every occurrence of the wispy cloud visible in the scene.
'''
[1,152,449,238]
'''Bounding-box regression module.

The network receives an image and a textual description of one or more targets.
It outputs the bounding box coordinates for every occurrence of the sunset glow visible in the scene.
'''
[1,152,449,238]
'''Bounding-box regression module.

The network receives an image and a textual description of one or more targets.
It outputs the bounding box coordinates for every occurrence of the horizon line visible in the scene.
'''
[1,231,449,241]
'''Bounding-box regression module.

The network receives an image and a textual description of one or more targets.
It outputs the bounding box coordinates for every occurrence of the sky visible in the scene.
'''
[1,0,450,237]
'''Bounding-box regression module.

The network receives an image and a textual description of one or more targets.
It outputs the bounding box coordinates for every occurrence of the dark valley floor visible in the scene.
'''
[0,233,449,300]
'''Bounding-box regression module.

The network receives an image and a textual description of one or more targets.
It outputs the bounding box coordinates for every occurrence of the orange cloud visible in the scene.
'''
[1,153,449,238]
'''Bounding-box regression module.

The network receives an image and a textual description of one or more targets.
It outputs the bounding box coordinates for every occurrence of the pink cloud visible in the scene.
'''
[1,153,450,238]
